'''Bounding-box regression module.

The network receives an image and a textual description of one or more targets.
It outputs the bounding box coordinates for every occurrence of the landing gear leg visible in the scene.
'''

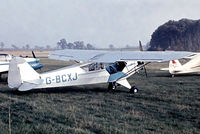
[129,86,139,94]
[108,82,117,91]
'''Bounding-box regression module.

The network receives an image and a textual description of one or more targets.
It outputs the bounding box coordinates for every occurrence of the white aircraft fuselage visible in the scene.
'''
[39,66,110,89]
[8,58,142,91]
[39,62,141,89]
[161,54,200,75]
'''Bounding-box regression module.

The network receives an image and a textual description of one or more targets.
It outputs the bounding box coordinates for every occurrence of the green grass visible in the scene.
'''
[0,59,199,134]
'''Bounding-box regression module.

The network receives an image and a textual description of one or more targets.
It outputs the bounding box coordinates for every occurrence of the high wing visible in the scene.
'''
[49,49,192,63]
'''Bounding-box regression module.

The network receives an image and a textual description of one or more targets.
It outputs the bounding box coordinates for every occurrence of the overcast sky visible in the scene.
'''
[0,0,199,48]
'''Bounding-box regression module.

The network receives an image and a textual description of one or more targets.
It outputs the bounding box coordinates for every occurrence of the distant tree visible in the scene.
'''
[57,41,61,49]
[40,46,44,50]
[34,45,40,50]
[86,43,95,49]
[11,44,19,50]
[34,45,44,50]
[67,43,74,49]
[26,44,30,50]
[0,42,4,50]
[74,41,85,49]
[125,44,130,48]
[46,45,51,50]
[109,44,115,49]
[56,39,96,50]
[57,38,68,49]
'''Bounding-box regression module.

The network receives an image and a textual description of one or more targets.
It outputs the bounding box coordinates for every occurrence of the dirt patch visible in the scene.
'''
[0,50,52,58]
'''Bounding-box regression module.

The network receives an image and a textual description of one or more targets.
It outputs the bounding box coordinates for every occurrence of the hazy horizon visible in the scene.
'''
[0,0,199,48]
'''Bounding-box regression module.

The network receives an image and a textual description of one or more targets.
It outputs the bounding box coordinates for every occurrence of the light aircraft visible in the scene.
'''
[8,49,191,93]
[161,53,200,76]
[0,52,43,78]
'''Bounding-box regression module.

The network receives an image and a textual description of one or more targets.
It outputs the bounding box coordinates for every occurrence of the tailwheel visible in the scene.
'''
[130,86,139,94]
[108,82,117,91]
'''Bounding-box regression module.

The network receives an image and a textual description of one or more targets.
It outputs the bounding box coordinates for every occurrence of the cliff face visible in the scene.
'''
[148,19,200,51]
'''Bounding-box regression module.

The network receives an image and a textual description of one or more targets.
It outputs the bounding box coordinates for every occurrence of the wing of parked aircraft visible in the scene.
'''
[49,49,192,63]
[0,52,43,76]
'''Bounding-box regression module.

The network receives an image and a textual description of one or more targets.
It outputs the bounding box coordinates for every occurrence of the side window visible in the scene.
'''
[88,63,105,71]
[106,64,117,74]
[106,62,126,74]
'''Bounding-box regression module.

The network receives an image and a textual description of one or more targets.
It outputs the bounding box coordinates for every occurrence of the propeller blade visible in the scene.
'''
[139,40,143,51]
[32,51,36,58]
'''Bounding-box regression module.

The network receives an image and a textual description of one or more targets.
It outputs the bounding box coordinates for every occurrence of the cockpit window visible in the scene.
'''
[88,63,105,71]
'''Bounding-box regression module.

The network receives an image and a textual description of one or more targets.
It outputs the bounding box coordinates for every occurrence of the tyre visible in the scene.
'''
[108,82,116,91]
[130,86,139,94]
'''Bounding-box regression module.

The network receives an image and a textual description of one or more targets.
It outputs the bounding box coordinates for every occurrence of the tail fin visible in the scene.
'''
[8,57,43,91]
[169,60,182,74]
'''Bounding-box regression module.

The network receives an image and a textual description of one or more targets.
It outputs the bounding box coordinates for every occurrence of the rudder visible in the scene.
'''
[169,60,182,74]
[8,57,42,91]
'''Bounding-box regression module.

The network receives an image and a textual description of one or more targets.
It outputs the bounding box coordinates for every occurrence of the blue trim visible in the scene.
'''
[28,61,43,70]
[108,72,127,82]
[27,58,43,70]
[31,64,43,70]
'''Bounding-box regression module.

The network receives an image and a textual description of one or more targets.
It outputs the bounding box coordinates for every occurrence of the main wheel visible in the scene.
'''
[130,86,138,93]
[108,82,116,91]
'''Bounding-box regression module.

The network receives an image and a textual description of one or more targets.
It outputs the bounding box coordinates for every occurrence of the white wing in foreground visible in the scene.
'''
[49,49,192,63]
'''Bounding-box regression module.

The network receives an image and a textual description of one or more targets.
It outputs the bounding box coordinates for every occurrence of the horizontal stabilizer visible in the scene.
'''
[18,79,43,91]
[19,83,36,91]
[24,79,43,85]
[160,68,169,71]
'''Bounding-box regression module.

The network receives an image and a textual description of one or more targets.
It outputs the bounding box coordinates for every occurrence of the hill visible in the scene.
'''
[148,19,200,51]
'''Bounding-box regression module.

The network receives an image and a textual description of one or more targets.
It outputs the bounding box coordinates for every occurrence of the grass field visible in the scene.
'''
[0,58,199,134]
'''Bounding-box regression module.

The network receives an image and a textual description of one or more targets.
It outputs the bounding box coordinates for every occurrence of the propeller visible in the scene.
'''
[32,51,36,58]
[143,64,148,77]
[139,40,143,51]
[138,41,148,77]
[31,51,43,71]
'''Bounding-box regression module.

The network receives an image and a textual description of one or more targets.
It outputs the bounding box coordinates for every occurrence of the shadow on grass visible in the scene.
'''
[153,72,200,77]
[0,86,129,95]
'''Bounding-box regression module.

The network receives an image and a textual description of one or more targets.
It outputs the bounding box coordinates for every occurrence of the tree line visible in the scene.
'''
[0,38,140,51]
[56,39,95,50]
